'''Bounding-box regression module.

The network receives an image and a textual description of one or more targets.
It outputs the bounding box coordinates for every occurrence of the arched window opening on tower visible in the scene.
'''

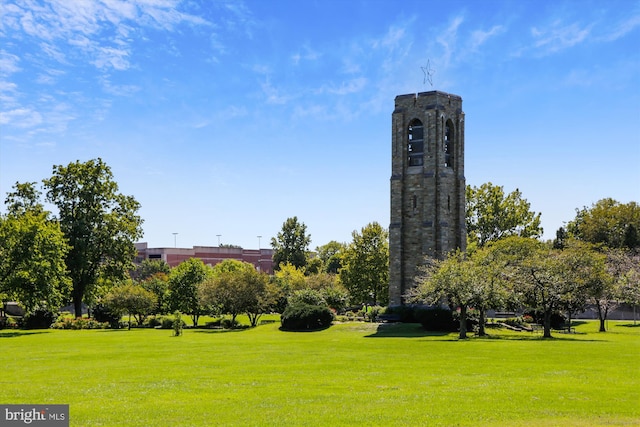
[408,119,424,167]
[444,120,454,168]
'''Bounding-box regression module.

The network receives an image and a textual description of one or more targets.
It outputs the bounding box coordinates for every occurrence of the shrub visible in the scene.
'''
[92,303,121,328]
[280,303,334,331]
[221,318,239,329]
[288,289,326,307]
[385,305,420,323]
[144,317,162,328]
[415,307,457,332]
[172,311,183,336]
[22,307,57,329]
[51,317,109,330]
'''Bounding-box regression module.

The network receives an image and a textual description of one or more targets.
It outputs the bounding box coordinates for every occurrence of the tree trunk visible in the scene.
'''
[567,311,573,333]
[477,308,486,336]
[128,313,131,330]
[459,306,468,339]
[543,310,552,338]
[73,289,83,319]
[596,302,606,332]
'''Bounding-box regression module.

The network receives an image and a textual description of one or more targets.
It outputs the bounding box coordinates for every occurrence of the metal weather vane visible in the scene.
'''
[421,59,435,87]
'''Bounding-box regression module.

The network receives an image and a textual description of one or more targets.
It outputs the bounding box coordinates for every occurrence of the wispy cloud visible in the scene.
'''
[0,108,43,128]
[469,25,505,50]
[0,50,21,75]
[292,45,321,65]
[531,20,592,54]
[600,14,640,42]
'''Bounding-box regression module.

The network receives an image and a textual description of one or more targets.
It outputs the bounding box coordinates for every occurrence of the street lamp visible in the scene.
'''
[257,235,262,250]
[172,232,178,248]
[216,234,222,246]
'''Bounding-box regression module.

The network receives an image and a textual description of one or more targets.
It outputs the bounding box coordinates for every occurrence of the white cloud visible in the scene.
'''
[437,15,464,68]
[601,14,640,42]
[92,46,131,71]
[292,45,321,65]
[470,25,505,50]
[0,108,43,128]
[323,77,368,96]
[531,21,591,54]
[0,50,21,75]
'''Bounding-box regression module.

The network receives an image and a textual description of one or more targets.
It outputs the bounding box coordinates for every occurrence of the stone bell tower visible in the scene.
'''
[389,91,466,306]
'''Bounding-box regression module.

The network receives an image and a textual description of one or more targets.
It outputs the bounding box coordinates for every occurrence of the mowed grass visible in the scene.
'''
[1,319,638,426]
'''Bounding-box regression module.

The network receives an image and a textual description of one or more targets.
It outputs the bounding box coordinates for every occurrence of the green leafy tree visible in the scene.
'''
[339,222,389,305]
[305,272,349,312]
[409,250,480,339]
[200,260,272,327]
[466,183,542,247]
[592,249,638,332]
[272,262,306,311]
[104,281,157,329]
[617,261,640,324]
[0,183,70,312]
[467,243,517,336]
[271,216,311,270]
[315,241,346,274]
[132,259,171,281]
[140,272,170,315]
[555,240,606,330]
[168,258,211,326]
[43,158,143,317]
[504,238,604,338]
[567,198,640,250]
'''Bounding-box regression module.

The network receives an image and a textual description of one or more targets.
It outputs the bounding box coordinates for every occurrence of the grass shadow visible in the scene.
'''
[617,323,640,328]
[0,330,50,338]
[192,328,252,334]
[365,323,452,338]
[279,324,332,333]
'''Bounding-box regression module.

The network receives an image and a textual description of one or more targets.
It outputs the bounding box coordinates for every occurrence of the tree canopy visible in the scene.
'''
[43,158,143,317]
[339,222,389,305]
[271,216,310,270]
[466,183,542,247]
[0,205,70,312]
[567,198,640,250]
[168,258,211,327]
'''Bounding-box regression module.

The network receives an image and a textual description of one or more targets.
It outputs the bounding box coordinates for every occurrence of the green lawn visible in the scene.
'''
[1,319,638,426]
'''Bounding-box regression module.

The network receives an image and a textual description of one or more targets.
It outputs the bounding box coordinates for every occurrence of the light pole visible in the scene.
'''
[216,234,222,246]
[172,232,178,248]
[257,235,262,250]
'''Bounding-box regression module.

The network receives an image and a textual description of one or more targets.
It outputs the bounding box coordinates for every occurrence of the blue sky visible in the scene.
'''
[1,0,639,250]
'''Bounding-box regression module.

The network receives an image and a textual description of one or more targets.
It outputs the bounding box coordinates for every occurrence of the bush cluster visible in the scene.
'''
[21,308,57,329]
[280,303,334,331]
[51,317,109,330]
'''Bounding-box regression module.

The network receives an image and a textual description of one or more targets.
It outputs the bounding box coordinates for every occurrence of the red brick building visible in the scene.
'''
[135,243,275,274]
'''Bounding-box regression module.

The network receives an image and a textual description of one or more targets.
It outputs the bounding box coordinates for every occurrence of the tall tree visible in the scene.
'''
[167,258,211,327]
[0,182,70,312]
[466,182,542,247]
[43,159,143,317]
[339,222,389,305]
[271,216,311,270]
[567,198,640,250]
[315,241,346,274]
